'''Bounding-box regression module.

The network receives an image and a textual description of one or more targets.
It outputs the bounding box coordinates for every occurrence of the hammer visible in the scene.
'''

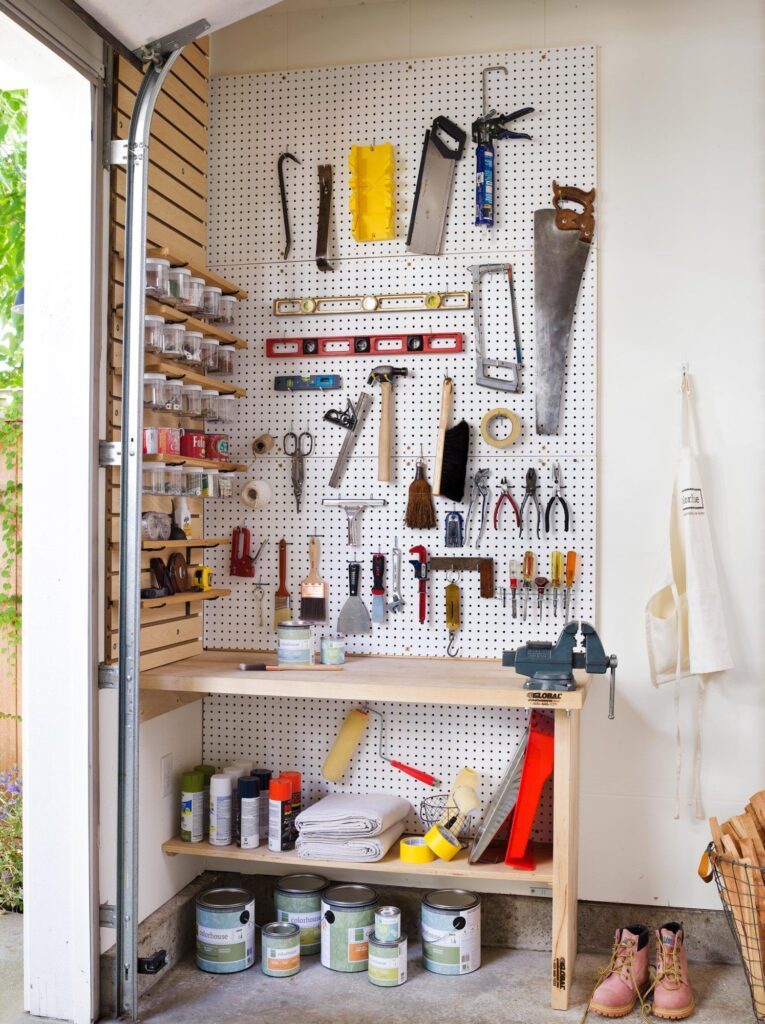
[367,365,408,482]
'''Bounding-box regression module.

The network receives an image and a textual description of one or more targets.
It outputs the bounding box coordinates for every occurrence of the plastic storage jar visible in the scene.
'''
[142,461,166,494]
[164,465,184,496]
[202,285,223,320]
[200,337,220,373]
[169,266,192,306]
[143,373,167,411]
[184,467,203,496]
[159,378,183,413]
[188,276,205,311]
[217,474,233,499]
[144,314,165,354]
[201,468,219,498]
[162,322,186,360]
[275,874,328,955]
[215,346,235,375]
[218,394,236,424]
[182,330,203,366]
[182,384,203,418]
[320,884,378,972]
[219,294,237,325]
[201,390,220,422]
[145,257,170,299]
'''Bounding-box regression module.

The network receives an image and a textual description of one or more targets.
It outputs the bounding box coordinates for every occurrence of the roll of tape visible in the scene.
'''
[400,836,436,865]
[241,479,273,510]
[424,824,461,862]
[480,407,521,448]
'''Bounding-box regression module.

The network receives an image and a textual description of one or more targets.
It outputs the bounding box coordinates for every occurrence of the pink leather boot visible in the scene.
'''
[588,925,651,1018]
[652,922,695,1020]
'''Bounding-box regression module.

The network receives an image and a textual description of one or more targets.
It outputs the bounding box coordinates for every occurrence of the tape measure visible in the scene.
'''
[399,836,436,864]
[480,407,521,448]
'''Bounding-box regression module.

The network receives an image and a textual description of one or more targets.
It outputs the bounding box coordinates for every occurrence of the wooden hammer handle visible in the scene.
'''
[378,379,392,482]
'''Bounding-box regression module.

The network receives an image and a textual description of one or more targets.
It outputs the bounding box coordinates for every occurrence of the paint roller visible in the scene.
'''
[322,707,440,787]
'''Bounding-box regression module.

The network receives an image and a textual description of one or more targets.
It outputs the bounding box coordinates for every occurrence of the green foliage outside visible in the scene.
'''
[0,767,21,911]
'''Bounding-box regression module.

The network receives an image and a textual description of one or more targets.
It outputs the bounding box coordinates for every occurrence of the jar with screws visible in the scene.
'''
[200,337,220,373]
[217,474,234,499]
[144,314,165,354]
[216,346,235,375]
[164,465,184,496]
[219,294,237,325]
[201,468,219,497]
[162,322,186,360]
[202,285,222,320]
[142,461,166,494]
[145,257,170,300]
[182,384,203,418]
[169,266,192,306]
[218,394,236,424]
[184,467,203,496]
[143,373,167,411]
[201,390,220,422]
[188,276,205,311]
[160,379,183,413]
[183,330,203,366]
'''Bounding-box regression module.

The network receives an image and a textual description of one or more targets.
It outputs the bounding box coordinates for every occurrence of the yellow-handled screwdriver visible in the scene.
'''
[550,550,563,617]
[564,550,578,618]
[522,551,535,621]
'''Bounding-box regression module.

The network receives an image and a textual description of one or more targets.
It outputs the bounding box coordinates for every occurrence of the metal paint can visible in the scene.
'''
[142,426,159,454]
[320,884,378,972]
[277,620,312,665]
[375,906,401,942]
[180,429,206,459]
[274,873,328,955]
[261,921,301,977]
[157,426,181,455]
[421,889,481,976]
[206,433,230,461]
[196,887,255,973]
[368,933,408,987]
[321,636,345,665]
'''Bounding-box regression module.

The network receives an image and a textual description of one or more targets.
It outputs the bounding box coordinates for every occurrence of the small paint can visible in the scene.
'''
[321,636,345,665]
[142,426,159,454]
[180,429,206,459]
[275,873,328,955]
[321,884,378,972]
[261,921,301,977]
[421,889,481,976]
[206,433,230,461]
[196,887,255,973]
[375,906,401,942]
[277,620,312,666]
[157,426,181,455]
[368,933,407,987]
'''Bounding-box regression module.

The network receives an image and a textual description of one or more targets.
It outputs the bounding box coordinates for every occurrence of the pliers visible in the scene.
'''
[465,467,491,548]
[518,467,541,539]
[545,461,570,533]
[493,477,520,530]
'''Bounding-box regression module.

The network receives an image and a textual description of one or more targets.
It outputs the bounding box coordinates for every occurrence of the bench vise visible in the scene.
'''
[503,621,618,718]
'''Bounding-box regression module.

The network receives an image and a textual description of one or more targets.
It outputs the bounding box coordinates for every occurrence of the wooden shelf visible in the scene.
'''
[144,300,248,348]
[140,588,231,609]
[147,246,248,300]
[143,454,248,473]
[161,836,554,894]
[141,650,590,711]
[142,357,246,397]
[142,536,231,552]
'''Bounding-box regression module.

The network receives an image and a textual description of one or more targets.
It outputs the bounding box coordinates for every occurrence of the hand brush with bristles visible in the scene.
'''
[434,378,469,502]
[405,447,436,529]
[300,535,328,622]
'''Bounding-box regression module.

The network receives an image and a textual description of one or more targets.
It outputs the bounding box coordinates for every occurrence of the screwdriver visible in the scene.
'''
[522,551,535,621]
[535,577,548,619]
[509,559,521,620]
[564,550,578,618]
[550,550,563,617]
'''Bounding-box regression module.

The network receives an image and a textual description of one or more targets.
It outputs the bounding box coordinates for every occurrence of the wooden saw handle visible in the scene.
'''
[433,377,453,497]
[552,180,596,243]
[378,379,392,482]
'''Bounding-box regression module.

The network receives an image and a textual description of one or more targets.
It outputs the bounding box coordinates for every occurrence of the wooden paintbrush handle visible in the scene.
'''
[277,537,289,596]
[433,377,453,497]
[309,535,321,579]
[378,379,392,482]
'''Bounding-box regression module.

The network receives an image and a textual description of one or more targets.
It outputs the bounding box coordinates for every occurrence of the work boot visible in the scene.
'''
[651,922,695,1020]
[588,925,651,1018]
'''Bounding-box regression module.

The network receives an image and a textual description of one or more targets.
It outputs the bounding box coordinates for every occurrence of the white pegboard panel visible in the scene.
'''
[202,696,552,842]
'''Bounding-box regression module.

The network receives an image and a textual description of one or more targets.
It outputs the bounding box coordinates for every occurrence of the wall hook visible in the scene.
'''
[482,65,508,116]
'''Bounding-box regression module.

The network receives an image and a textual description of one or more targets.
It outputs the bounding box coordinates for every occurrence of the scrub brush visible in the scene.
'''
[405,448,436,529]
[300,535,327,622]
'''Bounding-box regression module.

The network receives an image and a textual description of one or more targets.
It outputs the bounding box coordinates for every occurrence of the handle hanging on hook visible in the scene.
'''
[445,580,461,657]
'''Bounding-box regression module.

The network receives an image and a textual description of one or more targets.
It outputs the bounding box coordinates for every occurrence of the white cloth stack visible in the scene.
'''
[295,793,411,862]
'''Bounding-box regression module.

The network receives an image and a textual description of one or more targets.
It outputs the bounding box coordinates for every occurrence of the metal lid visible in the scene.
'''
[197,887,252,911]
[262,921,300,939]
[276,873,328,895]
[370,932,407,948]
[377,906,400,916]
[279,619,310,629]
[423,889,480,912]
[323,884,377,909]
[169,266,192,276]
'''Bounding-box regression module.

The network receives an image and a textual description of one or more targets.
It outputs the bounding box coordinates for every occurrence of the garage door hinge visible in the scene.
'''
[108,139,128,167]
[138,949,168,975]
[98,662,119,689]
[99,440,122,467]
[99,903,117,928]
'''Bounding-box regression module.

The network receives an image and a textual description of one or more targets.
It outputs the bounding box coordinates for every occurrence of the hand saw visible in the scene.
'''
[407,116,466,256]
[534,181,596,434]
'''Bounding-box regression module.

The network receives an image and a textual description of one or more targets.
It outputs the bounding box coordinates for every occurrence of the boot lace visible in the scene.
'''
[655,940,682,990]
[580,938,652,1024]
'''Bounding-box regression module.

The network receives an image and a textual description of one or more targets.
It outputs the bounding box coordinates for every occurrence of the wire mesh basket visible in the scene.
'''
[419,793,470,839]
[709,842,765,1021]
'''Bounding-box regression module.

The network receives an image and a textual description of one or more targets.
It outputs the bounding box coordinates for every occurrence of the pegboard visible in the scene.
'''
[202,46,597,840]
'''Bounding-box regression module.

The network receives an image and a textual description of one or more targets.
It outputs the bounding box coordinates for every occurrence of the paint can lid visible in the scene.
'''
[262,921,300,939]
[269,778,292,801]
[423,889,481,912]
[238,776,260,799]
[275,873,328,895]
[197,887,252,911]
[377,906,400,917]
[323,884,378,909]
[181,770,204,792]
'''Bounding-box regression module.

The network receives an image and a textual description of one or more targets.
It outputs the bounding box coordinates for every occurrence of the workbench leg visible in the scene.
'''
[551,708,580,1010]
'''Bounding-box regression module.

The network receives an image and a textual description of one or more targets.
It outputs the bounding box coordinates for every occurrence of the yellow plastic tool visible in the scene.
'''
[522,550,535,621]
[445,580,461,657]
[564,550,578,617]
[550,550,563,617]
[348,142,395,242]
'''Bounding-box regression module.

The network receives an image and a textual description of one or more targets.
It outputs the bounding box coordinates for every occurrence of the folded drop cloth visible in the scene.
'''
[295,793,411,838]
[296,820,406,863]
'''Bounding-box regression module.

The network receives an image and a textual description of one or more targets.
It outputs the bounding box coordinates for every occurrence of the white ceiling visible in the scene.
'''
[72,0,283,52]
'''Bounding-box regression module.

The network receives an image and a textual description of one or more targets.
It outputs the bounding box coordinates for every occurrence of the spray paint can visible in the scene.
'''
[421,889,481,975]
[368,933,408,987]
[321,884,378,972]
[268,778,294,852]
[251,769,272,840]
[274,873,328,955]
[261,921,301,977]
[223,764,245,838]
[209,773,232,846]
[374,906,401,942]
[181,771,204,843]
[196,887,255,974]
[237,776,260,849]
[194,764,216,835]
[279,771,302,816]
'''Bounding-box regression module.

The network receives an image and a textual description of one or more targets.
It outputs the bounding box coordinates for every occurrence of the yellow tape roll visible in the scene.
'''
[399,836,436,864]
[480,407,521,448]
[424,824,461,862]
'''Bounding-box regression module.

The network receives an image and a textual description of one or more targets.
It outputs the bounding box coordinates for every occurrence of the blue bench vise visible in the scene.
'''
[503,621,618,718]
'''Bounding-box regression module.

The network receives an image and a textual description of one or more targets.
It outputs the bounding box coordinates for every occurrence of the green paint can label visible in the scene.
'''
[320,885,377,972]
[274,873,327,956]
[276,907,322,952]
[421,890,481,976]
[196,888,255,974]
[368,934,407,987]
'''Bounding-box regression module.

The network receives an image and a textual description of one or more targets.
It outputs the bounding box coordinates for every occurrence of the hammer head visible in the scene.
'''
[367,365,408,385]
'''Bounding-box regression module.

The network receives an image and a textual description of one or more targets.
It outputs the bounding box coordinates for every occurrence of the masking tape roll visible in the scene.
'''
[424,824,461,862]
[480,407,521,448]
[400,836,436,864]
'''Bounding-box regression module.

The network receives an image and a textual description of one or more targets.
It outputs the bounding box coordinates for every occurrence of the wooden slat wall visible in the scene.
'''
[107,43,209,670]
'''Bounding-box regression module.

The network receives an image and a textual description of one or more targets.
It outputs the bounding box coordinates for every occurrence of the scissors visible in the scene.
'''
[283,429,313,512]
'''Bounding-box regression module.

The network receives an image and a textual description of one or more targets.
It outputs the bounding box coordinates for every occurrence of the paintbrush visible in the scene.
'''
[405,447,436,529]
[300,535,328,622]
[273,537,291,627]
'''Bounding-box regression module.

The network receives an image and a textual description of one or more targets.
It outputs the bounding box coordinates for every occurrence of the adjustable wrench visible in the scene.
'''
[388,537,405,614]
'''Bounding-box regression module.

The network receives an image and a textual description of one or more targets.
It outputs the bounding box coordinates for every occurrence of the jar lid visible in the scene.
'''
[145,314,165,324]
[150,461,167,468]
[204,390,220,396]
[262,922,300,939]
[219,394,235,401]
[146,257,170,267]
[423,889,480,912]
[197,887,251,912]
[144,373,167,380]
[164,321,186,332]
[276,873,328,895]
[202,337,220,346]
[165,465,183,474]
[189,275,205,284]
[204,285,223,294]
[204,468,219,475]
[185,331,204,340]
[220,293,237,302]
[323,884,377,909]
[183,384,203,391]
[169,266,192,276]
[279,619,309,629]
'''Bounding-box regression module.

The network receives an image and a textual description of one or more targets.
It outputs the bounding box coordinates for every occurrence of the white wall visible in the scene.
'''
[211,0,765,910]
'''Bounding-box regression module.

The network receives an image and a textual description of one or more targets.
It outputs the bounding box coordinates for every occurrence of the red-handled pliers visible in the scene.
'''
[493,477,520,530]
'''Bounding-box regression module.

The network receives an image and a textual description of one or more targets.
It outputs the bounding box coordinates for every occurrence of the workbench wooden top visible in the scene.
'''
[141,650,590,710]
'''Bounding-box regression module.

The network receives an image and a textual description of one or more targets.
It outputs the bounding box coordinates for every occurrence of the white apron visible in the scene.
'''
[645,375,733,818]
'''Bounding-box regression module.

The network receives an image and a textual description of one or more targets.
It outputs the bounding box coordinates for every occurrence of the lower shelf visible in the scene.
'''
[161,836,553,894]
[140,588,230,609]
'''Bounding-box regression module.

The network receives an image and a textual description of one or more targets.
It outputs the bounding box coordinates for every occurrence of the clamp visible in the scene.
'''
[545,461,570,533]
[493,477,520,531]
[408,545,429,624]
[518,468,541,539]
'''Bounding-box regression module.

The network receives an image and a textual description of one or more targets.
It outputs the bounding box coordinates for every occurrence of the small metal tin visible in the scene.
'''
[375,906,401,942]
[368,933,407,987]
[277,619,312,666]
[321,636,345,665]
[196,887,255,974]
[261,921,301,977]
[274,873,328,955]
[421,889,481,976]
[206,433,230,461]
